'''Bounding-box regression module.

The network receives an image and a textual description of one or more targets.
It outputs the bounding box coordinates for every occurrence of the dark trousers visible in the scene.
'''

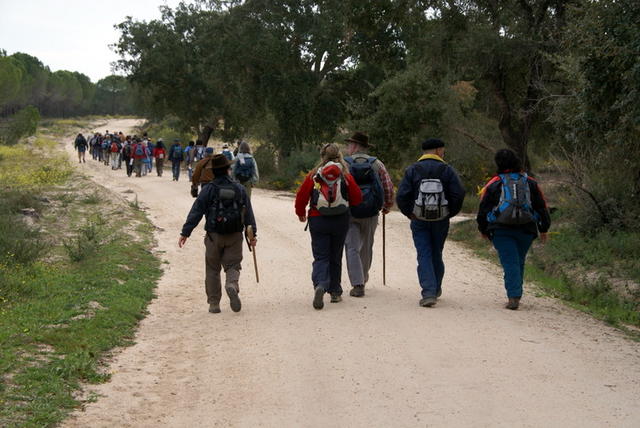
[491,228,535,298]
[124,158,133,176]
[410,219,450,298]
[308,213,350,295]
[172,160,181,180]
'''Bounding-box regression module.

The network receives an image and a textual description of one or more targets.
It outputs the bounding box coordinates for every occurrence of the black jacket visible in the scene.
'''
[476,174,551,237]
[396,157,466,219]
[180,175,257,237]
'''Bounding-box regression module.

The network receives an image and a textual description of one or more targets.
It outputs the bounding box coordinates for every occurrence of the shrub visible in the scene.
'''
[0,106,40,145]
[63,216,106,262]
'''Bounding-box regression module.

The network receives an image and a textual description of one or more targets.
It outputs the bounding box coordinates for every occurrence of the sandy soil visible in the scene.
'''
[61,119,640,427]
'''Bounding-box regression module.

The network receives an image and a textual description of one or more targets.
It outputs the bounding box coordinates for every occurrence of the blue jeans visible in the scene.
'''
[172,160,181,180]
[491,228,535,298]
[309,214,350,295]
[410,219,450,298]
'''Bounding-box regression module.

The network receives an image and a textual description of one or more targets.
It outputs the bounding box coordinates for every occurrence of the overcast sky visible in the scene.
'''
[0,0,187,82]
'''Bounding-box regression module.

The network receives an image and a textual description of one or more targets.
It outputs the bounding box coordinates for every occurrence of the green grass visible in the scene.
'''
[450,219,640,336]
[0,120,162,427]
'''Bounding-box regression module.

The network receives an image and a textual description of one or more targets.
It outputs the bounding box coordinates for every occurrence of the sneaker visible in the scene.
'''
[313,286,325,310]
[419,297,437,307]
[506,297,520,310]
[349,285,365,297]
[208,303,221,313]
[330,294,342,303]
[225,286,242,312]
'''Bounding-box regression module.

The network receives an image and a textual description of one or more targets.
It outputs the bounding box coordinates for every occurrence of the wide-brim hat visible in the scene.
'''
[210,154,231,169]
[345,131,373,148]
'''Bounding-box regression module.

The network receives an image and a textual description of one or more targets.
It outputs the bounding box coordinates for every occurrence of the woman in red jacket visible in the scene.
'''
[295,143,362,310]
[153,139,167,177]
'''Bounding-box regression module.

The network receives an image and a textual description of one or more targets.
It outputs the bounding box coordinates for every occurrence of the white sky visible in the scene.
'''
[0,0,187,82]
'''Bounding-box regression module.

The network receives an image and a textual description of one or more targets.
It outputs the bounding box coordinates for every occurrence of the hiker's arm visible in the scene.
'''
[243,189,257,237]
[295,174,314,219]
[476,181,499,237]
[445,167,466,218]
[377,162,395,212]
[180,187,211,237]
[395,167,415,218]
[530,180,551,234]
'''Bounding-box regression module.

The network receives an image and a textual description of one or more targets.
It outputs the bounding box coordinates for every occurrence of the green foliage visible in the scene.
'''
[63,216,106,262]
[254,143,319,190]
[0,105,40,145]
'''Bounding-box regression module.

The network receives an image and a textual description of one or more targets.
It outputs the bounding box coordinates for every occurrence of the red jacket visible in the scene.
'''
[153,147,166,159]
[295,168,362,218]
[131,143,148,160]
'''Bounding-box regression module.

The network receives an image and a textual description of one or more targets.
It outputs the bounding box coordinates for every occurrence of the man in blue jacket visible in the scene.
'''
[178,154,257,314]
[396,138,466,307]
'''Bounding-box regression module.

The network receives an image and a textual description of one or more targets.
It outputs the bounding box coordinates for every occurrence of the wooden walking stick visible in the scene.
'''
[246,226,259,284]
[383,212,386,286]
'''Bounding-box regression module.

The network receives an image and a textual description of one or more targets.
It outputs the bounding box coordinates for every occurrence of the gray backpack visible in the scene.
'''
[413,163,449,221]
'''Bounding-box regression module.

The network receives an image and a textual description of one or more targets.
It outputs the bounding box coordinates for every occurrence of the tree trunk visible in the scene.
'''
[198,124,214,146]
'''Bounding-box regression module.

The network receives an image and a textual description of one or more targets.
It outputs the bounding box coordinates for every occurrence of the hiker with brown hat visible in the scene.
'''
[190,146,215,197]
[343,132,395,297]
[179,154,257,314]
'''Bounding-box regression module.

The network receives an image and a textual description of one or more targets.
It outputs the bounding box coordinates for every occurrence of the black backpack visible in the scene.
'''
[345,156,384,218]
[235,157,255,183]
[206,183,244,234]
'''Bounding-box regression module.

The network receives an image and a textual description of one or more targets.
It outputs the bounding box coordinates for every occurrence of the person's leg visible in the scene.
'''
[491,229,523,298]
[514,230,535,296]
[410,220,437,298]
[244,182,252,199]
[135,159,142,177]
[204,234,223,306]
[175,161,180,181]
[429,220,450,296]
[345,220,365,287]
[219,232,243,312]
[309,217,331,291]
[327,214,350,296]
[359,215,378,285]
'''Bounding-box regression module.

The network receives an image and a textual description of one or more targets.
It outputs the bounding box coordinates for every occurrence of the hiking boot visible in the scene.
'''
[419,297,437,307]
[313,286,325,310]
[436,288,442,299]
[225,286,242,312]
[350,285,365,297]
[330,293,342,303]
[208,303,221,314]
[506,297,520,310]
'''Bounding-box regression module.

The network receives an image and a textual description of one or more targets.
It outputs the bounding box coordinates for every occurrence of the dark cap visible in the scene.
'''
[422,138,445,150]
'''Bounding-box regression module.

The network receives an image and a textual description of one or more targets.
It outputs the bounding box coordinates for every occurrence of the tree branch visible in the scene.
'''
[449,126,495,153]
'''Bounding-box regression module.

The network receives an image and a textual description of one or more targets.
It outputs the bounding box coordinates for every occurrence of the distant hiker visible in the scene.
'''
[221,143,235,161]
[295,143,362,310]
[89,133,99,160]
[178,154,258,314]
[396,138,466,307]
[231,141,259,199]
[109,137,122,170]
[169,139,184,181]
[194,140,205,162]
[190,146,215,197]
[122,137,134,177]
[476,149,551,310]
[74,133,88,163]
[184,141,195,180]
[102,135,111,166]
[154,139,167,177]
[132,138,148,177]
[343,132,394,297]
[146,139,155,174]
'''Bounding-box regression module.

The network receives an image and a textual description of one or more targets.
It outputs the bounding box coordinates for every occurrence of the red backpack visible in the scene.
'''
[311,162,349,215]
[110,142,119,153]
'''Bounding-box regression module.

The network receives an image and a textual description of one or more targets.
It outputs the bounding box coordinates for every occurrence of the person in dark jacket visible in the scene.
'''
[178,154,257,314]
[476,148,551,310]
[74,133,88,163]
[396,138,466,307]
[169,139,183,181]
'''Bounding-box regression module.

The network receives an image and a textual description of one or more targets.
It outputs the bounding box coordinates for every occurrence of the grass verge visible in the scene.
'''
[0,120,162,427]
[450,219,640,338]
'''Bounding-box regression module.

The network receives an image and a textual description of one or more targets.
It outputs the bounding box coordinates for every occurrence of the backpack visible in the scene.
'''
[345,156,384,218]
[110,142,119,153]
[134,144,144,156]
[311,162,349,216]
[206,182,244,234]
[235,156,255,183]
[413,163,449,221]
[102,140,109,150]
[172,145,183,160]
[195,146,205,161]
[123,145,132,157]
[487,173,537,225]
[222,150,233,161]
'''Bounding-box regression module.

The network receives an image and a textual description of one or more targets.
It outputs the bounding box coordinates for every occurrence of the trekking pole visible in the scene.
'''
[383,212,386,286]
[246,226,259,284]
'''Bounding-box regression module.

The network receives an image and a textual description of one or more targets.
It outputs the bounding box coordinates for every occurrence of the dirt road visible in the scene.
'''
[63,119,640,427]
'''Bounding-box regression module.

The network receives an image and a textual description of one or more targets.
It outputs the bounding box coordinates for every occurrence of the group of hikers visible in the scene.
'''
[177,132,550,314]
[73,132,259,190]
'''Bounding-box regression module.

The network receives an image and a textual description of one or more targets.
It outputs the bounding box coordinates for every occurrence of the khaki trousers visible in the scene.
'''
[345,215,379,286]
[204,232,243,304]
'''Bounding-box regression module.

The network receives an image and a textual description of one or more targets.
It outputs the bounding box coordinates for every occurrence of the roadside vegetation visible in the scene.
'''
[0,119,161,427]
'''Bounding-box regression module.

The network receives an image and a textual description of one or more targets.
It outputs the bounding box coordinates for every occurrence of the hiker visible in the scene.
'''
[146,138,155,174]
[109,137,121,170]
[178,154,258,314]
[122,137,134,177]
[194,140,205,162]
[74,133,88,163]
[231,141,259,199]
[154,139,167,177]
[396,138,466,307]
[190,147,215,197]
[102,135,111,166]
[169,139,184,181]
[221,143,235,161]
[343,132,395,297]
[184,141,195,180]
[295,143,362,310]
[132,138,148,177]
[476,149,551,310]
[94,134,103,162]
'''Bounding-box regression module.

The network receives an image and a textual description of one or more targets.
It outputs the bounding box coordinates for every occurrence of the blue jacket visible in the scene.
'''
[396,156,466,220]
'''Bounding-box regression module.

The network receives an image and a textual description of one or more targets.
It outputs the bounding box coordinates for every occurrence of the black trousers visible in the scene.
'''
[308,213,350,295]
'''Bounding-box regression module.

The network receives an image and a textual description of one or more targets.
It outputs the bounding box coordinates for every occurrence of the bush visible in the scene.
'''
[255,144,319,190]
[0,189,47,265]
[0,106,40,145]
[63,216,106,262]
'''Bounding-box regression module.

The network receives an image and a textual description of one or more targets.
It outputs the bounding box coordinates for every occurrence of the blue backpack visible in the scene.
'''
[172,145,183,160]
[487,173,538,225]
[345,156,384,218]
[235,157,255,183]
[134,144,144,156]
